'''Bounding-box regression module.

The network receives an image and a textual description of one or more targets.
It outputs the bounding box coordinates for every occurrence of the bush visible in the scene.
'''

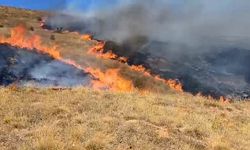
[50,35,55,40]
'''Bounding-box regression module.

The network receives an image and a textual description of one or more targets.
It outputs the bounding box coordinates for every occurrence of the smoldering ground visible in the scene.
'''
[0,44,91,87]
[44,0,250,99]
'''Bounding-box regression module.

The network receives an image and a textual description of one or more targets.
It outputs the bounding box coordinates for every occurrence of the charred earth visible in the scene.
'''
[0,44,91,87]
[44,15,250,100]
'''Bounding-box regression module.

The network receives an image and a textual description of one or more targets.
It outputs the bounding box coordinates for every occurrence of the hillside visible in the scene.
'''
[0,6,249,150]
[0,88,249,150]
[0,6,176,93]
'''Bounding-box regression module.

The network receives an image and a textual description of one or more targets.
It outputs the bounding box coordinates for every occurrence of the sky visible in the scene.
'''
[0,0,65,10]
[0,0,118,10]
[0,0,240,12]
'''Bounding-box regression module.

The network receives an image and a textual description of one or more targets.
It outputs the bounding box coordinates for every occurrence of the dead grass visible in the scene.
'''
[0,87,249,150]
[0,6,249,149]
[0,6,172,93]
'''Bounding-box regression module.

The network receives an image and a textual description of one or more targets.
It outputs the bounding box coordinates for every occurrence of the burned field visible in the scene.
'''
[104,41,250,99]
[1,6,250,100]
[44,14,250,100]
[0,44,91,87]
[0,4,249,150]
[0,7,175,94]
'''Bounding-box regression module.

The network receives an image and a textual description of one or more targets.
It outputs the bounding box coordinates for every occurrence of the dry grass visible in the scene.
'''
[0,87,249,150]
[0,6,172,93]
[0,6,249,150]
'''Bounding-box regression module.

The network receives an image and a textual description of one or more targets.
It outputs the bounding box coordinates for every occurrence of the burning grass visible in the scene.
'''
[0,6,249,149]
[0,6,186,96]
[0,25,61,59]
[0,24,182,94]
[0,87,249,150]
[87,39,184,93]
[0,25,135,92]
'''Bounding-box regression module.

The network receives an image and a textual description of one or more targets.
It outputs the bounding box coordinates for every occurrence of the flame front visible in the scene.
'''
[86,39,183,92]
[85,68,134,92]
[131,65,183,92]
[0,25,135,92]
[88,42,118,59]
[0,25,61,59]
[81,34,92,41]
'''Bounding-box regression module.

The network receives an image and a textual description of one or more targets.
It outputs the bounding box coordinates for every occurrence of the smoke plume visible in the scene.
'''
[45,0,250,99]
[50,0,250,47]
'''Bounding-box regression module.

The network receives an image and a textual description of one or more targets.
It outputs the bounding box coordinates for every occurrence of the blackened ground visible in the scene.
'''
[0,44,91,87]
[105,40,250,99]
[44,16,250,99]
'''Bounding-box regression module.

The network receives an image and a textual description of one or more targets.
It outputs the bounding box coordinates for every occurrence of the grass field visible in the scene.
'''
[0,88,249,150]
[0,6,249,150]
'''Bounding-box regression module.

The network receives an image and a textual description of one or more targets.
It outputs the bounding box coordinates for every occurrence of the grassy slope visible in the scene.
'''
[0,6,171,93]
[0,88,249,150]
[0,6,249,150]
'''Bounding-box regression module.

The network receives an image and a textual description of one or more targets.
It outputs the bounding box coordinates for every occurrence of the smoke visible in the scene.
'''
[44,0,250,99]
[28,61,90,87]
[0,44,91,87]
[53,0,250,49]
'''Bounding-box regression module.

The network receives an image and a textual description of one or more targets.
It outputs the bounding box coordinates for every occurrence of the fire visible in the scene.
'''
[164,79,183,92]
[0,25,182,93]
[86,38,183,92]
[67,59,135,92]
[0,25,61,59]
[85,67,134,92]
[220,96,231,103]
[81,34,92,41]
[119,57,128,63]
[130,65,151,76]
[0,25,135,92]
[130,65,183,92]
[0,26,89,72]
[88,41,118,59]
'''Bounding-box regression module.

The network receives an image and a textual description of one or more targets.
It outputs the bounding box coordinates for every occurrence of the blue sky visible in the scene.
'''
[0,0,65,10]
[0,0,244,13]
[0,0,118,10]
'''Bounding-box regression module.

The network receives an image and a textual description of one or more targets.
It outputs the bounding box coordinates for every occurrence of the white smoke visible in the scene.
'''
[58,0,250,49]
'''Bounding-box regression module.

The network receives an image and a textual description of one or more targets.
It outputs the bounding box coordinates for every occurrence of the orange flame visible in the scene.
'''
[118,57,128,63]
[0,25,135,92]
[220,96,231,104]
[85,67,134,92]
[0,26,91,73]
[81,34,92,41]
[131,65,183,92]
[0,25,61,59]
[130,65,151,76]
[0,25,183,93]
[38,18,184,93]
[86,38,183,92]
[88,41,118,59]
[165,79,183,92]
